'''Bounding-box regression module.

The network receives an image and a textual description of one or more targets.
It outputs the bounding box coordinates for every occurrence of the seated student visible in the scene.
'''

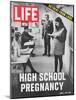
[11,28,16,61]
[21,26,36,57]
[11,32,38,73]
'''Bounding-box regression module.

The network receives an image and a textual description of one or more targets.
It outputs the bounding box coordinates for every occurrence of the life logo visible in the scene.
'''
[13,5,39,22]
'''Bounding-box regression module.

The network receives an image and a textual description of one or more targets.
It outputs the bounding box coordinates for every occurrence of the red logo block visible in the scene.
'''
[13,5,39,22]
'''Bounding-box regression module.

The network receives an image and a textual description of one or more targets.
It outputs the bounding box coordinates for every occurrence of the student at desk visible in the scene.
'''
[11,32,38,73]
[21,26,36,57]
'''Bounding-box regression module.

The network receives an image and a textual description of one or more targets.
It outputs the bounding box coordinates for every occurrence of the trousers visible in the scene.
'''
[44,35,50,55]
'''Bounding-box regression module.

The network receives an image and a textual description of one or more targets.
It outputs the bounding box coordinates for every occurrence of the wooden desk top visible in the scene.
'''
[11,55,30,64]
[11,48,33,64]
[24,41,34,46]
[20,48,33,55]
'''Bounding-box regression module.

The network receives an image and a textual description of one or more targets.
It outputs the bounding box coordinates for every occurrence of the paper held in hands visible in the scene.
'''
[24,41,34,46]
[20,48,33,55]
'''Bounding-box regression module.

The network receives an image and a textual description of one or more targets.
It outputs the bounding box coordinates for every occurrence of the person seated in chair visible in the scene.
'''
[21,26,36,57]
[11,32,39,74]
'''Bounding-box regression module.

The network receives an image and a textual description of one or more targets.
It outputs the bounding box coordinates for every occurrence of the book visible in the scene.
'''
[10,1,74,99]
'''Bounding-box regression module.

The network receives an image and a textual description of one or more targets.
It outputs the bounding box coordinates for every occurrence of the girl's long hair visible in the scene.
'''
[55,17,64,29]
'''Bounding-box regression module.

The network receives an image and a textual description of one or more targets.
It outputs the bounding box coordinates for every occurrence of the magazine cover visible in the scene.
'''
[10,1,74,99]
